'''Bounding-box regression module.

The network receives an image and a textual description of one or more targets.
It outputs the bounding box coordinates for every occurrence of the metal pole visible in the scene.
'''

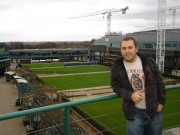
[63,107,71,135]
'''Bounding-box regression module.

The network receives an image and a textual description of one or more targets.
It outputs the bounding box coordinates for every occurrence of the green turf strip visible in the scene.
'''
[41,72,110,90]
[23,62,64,68]
[32,65,110,74]
[78,88,180,134]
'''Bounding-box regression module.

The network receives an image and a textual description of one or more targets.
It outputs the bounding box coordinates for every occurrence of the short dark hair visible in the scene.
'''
[120,37,138,48]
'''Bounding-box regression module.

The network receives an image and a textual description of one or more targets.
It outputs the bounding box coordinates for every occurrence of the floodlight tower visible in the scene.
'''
[156,0,166,73]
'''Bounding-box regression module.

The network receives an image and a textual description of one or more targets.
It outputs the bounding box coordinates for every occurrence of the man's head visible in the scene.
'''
[120,37,138,63]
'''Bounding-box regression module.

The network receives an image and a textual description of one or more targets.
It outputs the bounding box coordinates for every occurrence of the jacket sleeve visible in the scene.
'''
[110,64,133,101]
[150,58,166,105]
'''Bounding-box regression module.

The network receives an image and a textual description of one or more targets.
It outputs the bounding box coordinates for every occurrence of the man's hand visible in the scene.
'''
[157,104,164,112]
[131,92,143,103]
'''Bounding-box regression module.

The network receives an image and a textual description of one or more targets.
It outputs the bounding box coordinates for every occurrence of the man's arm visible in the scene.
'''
[110,65,133,101]
[150,58,166,105]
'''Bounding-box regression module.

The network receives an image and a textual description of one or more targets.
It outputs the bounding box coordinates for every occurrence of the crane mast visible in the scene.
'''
[169,8,176,28]
[133,6,180,30]
[70,6,129,35]
[107,12,111,34]
[156,0,166,73]
[168,6,180,28]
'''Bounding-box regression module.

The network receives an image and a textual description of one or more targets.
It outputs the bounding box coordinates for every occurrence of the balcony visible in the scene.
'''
[0,79,179,135]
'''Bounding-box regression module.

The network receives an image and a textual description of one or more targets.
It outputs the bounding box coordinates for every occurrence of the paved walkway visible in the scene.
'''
[0,76,26,135]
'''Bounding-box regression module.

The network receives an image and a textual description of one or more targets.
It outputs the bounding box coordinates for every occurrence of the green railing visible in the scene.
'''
[0,85,180,135]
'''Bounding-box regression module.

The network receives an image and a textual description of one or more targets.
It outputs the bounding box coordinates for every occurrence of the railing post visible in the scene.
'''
[63,107,71,135]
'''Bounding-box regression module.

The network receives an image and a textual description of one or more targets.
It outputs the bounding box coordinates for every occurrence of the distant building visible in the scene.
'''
[4,29,180,75]
[90,29,180,73]
[0,43,10,75]
[8,48,88,64]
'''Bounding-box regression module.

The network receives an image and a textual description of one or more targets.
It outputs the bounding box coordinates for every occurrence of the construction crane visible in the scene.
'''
[168,7,180,28]
[70,6,129,35]
[164,6,180,28]
[133,6,180,29]
[169,8,176,28]
[156,0,166,73]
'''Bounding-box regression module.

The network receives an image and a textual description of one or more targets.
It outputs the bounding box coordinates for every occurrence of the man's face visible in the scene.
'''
[120,40,138,63]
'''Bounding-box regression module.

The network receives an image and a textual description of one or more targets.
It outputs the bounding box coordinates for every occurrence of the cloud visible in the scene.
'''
[0,0,179,42]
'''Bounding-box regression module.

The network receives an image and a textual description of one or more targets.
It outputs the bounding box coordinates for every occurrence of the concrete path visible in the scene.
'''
[0,76,26,135]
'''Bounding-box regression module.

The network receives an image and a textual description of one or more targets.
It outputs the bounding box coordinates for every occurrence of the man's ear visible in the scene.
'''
[136,46,138,53]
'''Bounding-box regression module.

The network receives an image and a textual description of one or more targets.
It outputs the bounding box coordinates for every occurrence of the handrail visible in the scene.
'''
[0,85,180,121]
[165,85,180,90]
[0,93,119,121]
[0,85,179,134]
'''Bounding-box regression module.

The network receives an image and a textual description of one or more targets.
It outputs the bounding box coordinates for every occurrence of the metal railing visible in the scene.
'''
[0,85,180,135]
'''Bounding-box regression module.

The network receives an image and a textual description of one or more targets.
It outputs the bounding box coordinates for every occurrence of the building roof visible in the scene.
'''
[8,48,88,53]
[94,28,180,44]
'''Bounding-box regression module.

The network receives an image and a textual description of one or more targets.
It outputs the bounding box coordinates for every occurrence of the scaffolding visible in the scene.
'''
[14,72,89,135]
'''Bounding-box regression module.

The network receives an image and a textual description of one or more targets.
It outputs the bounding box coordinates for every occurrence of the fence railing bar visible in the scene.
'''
[0,85,179,121]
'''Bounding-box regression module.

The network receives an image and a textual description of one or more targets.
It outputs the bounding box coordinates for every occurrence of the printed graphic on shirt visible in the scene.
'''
[131,73,143,90]
[123,56,146,109]
[126,69,145,93]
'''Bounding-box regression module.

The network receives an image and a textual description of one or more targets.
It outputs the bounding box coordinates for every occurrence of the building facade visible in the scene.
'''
[0,43,10,75]
[90,29,180,73]
[8,48,88,64]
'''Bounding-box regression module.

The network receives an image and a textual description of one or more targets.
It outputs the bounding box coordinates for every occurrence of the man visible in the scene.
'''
[110,37,166,135]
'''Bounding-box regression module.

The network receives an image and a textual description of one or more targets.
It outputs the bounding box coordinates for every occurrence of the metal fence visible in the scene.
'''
[1,74,180,135]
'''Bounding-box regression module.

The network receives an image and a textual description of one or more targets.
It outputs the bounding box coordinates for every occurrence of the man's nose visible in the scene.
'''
[125,48,130,52]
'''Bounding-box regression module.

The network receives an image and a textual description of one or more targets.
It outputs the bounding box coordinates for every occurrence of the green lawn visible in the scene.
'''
[41,72,110,90]
[35,63,180,134]
[32,65,110,74]
[79,88,180,134]
[41,71,180,134]
[23,62,64,68]
[79,98,127,134]
[163,89,180,129]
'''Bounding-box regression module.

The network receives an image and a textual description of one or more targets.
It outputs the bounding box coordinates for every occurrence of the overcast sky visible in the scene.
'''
[0,0,179,42]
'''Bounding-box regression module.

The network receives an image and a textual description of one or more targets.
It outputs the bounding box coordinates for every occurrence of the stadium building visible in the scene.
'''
[90,28,180,74]
[8,48,88,64]
[4,28,180,75]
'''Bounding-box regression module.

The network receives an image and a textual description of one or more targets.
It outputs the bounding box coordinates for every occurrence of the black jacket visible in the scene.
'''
[110,54,166,120]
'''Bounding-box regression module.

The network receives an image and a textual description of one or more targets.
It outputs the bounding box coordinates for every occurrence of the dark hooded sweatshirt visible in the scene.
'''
[111,53,166,120]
